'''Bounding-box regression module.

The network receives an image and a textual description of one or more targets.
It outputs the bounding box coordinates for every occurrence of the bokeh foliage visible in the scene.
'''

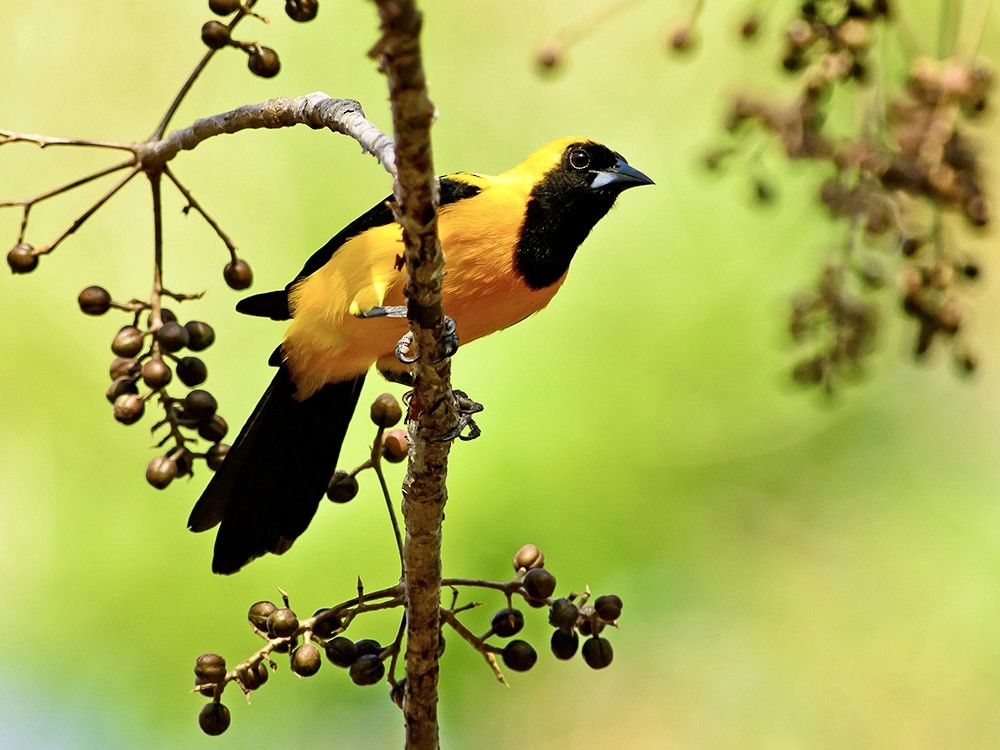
[2,1,1000,747]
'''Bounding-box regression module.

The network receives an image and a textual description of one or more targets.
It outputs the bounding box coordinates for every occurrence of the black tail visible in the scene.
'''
[188,366,365,574]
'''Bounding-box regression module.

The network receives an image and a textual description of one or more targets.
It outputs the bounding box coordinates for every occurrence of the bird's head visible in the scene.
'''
[512,137,654,197]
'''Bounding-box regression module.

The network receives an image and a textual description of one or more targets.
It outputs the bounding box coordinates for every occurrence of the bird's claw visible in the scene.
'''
[395,332,419,364]
[432,390,484,442]
[393,315,460,366]
[434,316,459,362]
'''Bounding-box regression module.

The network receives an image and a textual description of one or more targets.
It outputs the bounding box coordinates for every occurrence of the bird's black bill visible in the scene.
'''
[590,157,654,192]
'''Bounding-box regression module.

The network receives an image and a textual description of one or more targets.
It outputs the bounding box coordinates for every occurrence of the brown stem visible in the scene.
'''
[373,1,458,748]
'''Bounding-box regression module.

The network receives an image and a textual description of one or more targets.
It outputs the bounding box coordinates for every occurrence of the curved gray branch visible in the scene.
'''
[138,93,396,174]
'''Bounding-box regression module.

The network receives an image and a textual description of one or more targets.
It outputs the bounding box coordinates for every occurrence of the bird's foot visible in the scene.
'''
[432,390,484,442]
[392,315,459,366]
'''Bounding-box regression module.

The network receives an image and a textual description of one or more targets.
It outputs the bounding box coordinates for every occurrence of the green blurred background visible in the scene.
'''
[3,1,1000,748]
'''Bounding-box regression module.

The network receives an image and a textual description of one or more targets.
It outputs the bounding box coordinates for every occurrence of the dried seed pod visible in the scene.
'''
[113,394,144,425]
[78,286,112,315]
[267,608,299,638]
[194,653,227,684]
[291,643,322,677]
[370,393,403,428]
[146,455,178,489]
[247,600,276,629]
[311,608,342,639]
[106,376,138,404]
[141,358,173,389]
[247,47,280,78]
[513,543,544,571]
[112,326,144,357]
[223,259,253,290]
[7,243,38,274]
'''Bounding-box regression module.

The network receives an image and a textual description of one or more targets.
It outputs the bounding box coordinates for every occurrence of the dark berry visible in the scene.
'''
[491,608,525,638]
[501,640,537,672]
[185,321,215,351]
[550,628,579,660]
[326,470,359,503]
[291,643,322,676]
[241,661,269,690]
[194,653,227,684]
[594,594,623,621]
[7,243,38,274]
[113,394,144,425]
[112,326,144,357]
[141,358,172,389]
[311,608,342,639]
[247,600,276,629]
[247,47,280,78]
[198,414,228,442]
[198,702,231,736]
[78,285,112,315]
[581,636,614,669]
[381,428,408,462]
[267,607,299,638]
[224,259,253,289]
[155,320,189,352]
[184,389,218,421]
[370,392,403,428]
[201,20,231,49]
[523,567,556,600]
[325,636,358,667]
[177,356,208,387]
[548,598,579,630]
[209,0,242,15]
[349,654,385,686]
[205,443,229,471]
[106,376,138,404]
[146,455,178,489]
[354,638,383,657]
[285,0,318,22]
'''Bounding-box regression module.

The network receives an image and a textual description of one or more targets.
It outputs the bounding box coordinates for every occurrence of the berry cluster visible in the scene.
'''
[486,544,622,674]
[190,544,623,736]
[706,1,992,392]
[201,0,320,79]
[78,284,245,488]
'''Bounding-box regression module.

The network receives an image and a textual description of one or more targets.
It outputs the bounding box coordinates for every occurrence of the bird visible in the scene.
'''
[188,136,653,574]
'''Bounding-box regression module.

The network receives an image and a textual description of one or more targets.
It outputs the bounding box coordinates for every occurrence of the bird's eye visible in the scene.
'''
[568,148,591,170]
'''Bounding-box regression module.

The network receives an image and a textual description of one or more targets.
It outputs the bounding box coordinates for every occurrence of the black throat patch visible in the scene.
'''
[513,143,622,290]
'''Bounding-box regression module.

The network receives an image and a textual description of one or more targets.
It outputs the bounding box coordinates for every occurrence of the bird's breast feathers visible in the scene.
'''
[283,176,562,395]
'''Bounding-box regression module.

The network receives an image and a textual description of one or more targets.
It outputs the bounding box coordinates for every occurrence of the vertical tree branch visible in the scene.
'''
[372,1,456,748]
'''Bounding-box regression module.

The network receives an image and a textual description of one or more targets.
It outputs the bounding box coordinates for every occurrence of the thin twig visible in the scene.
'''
[34,166,142,255]
[163,166,239,261]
